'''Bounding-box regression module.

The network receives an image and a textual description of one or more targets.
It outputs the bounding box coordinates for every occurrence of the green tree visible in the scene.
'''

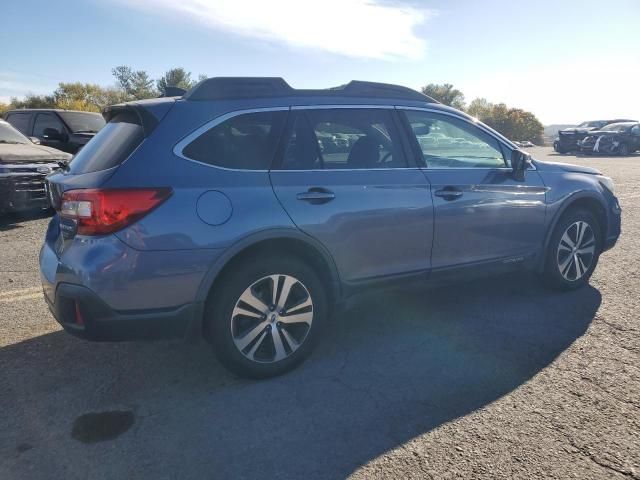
[53,82,127,112]
[9,93,56,109]
[112,65,157,100]
[156,67,195,95]
[466,97,492,119]
[421,83,466,110]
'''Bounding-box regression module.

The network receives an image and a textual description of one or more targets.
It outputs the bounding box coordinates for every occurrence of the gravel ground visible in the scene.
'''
[0,147,638,479]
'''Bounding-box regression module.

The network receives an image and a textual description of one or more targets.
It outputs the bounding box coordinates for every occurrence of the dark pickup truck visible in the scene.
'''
[0,119,71,213]
[554,119,636,153]
[4,109,105,154]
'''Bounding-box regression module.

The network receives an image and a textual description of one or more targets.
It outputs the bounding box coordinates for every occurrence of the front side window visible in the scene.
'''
[58,112,105,133]
[631,125,640,136]
[279,108,407,170]
[182,111,287,170]
[6,113,31,135]
[33,113,65,138]
[403,110,506,169]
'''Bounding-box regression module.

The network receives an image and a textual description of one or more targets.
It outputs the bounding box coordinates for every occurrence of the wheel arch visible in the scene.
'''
[539,192,608,271]
[195,228,342,310]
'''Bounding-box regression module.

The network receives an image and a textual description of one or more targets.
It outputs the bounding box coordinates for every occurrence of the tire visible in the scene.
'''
[618,142,630,156]
[204,255,328,379]
[543,209,602,291]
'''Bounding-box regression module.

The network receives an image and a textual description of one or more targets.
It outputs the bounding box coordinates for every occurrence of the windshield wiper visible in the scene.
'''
[0,140,24,144]
[74,129,98,134]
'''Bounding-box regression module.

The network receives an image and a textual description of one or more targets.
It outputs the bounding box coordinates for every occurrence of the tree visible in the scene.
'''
[53,82,127,112]
[112,65,157,100]
[156,67,195,95]
[466,98,492,119]
[467,99,544,144]
[421,83,466,110]
[9,93,56,109]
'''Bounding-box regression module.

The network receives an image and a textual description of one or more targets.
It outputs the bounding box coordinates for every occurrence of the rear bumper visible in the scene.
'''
[39,218,223,341]
[45,283,203,341]
[45,283,202,341]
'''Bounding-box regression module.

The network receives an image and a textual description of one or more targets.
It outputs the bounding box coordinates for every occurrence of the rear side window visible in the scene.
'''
[68,112,144,174]
[181,111,287,170]
[6,113,32,135]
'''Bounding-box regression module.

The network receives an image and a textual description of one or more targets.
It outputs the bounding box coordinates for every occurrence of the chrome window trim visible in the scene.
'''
[173,106,289,172]
[173,103,535,172]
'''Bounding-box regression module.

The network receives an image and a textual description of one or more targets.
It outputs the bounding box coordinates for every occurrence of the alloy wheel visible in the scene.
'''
[230,274,313,363]
[556,220,596,281]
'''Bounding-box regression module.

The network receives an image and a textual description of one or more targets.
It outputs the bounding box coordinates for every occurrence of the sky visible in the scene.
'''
[2,0,639,124]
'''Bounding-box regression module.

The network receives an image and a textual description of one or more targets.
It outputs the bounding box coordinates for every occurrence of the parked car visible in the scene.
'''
[554,119,636,153]
[0,119,70,213]
[40,77,621,378]
[519,140,535,148]
[577,122,640,156]
[4,109,105,154]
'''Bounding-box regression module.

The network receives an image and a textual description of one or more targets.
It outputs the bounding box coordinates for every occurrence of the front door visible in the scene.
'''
[400,109,547,270]
[270,107,433,282]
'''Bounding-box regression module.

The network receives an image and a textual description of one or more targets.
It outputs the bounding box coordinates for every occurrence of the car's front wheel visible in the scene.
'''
[543,209,602,291]
[205,256,328,378]
[618,142,630,156]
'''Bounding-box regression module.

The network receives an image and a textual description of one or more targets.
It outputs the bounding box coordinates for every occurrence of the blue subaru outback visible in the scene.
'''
[40,78,621,378]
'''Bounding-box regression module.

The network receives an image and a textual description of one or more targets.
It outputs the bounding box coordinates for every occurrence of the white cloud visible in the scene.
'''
[116,0,433,60]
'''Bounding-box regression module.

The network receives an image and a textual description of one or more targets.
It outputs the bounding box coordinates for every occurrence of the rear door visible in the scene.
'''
[270,107,433,283]
[400,108,547,270]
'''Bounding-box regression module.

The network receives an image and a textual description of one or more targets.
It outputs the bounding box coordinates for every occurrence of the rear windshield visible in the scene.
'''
[68,112,144,174]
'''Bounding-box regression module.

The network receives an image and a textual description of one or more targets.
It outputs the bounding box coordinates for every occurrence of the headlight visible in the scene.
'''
[597,175,615,194]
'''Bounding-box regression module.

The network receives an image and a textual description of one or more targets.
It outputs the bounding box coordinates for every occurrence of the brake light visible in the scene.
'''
[59,188,172,235]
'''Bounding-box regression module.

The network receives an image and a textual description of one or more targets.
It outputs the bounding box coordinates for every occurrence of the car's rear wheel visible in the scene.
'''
[205,256,327,378]
[543,209,601,291]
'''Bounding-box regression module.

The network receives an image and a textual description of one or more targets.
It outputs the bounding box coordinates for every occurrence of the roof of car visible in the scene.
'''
[5,108,103,115]
[183,77,437,103]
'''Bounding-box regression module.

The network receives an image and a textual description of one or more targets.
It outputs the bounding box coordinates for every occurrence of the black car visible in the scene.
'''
[577,122,640,156]
[4,109,105,154]
[0,119,71,213]
[554,119,636,153]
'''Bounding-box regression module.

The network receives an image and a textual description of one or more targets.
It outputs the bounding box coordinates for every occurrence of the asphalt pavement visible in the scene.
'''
[1,147,638,479]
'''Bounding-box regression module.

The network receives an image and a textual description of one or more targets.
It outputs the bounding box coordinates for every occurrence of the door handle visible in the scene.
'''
[434,187,463,200]
[296,188,335,204]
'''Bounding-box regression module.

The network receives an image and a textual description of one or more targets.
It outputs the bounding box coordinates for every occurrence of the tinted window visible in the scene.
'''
[6,113,31,135]
[403,110,506,169]
[58,112,105,133]
[279,109,407,170]
[68,112,144,174]
[33,113,65,137]
[182,111,287,170]
[631,125,640,136]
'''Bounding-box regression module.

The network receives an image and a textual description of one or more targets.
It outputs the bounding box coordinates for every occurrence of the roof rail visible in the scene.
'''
[183,77,436,103]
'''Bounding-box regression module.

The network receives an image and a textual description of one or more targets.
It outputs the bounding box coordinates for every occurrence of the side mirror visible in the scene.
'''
[42,127,65,141]
[511,149,531,181]
[29,136,41,144]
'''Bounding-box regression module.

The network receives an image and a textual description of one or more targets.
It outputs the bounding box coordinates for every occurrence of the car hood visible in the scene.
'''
[0,143,73,164]
[533,159,601,175]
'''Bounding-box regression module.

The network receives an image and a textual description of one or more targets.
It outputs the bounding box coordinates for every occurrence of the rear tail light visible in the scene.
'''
[59,188,172,235]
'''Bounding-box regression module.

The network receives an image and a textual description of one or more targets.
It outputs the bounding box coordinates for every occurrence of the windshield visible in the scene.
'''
[0,121,30,144]
[58,112,106,133]
[600,122,633,132]
[577,121,607,129]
